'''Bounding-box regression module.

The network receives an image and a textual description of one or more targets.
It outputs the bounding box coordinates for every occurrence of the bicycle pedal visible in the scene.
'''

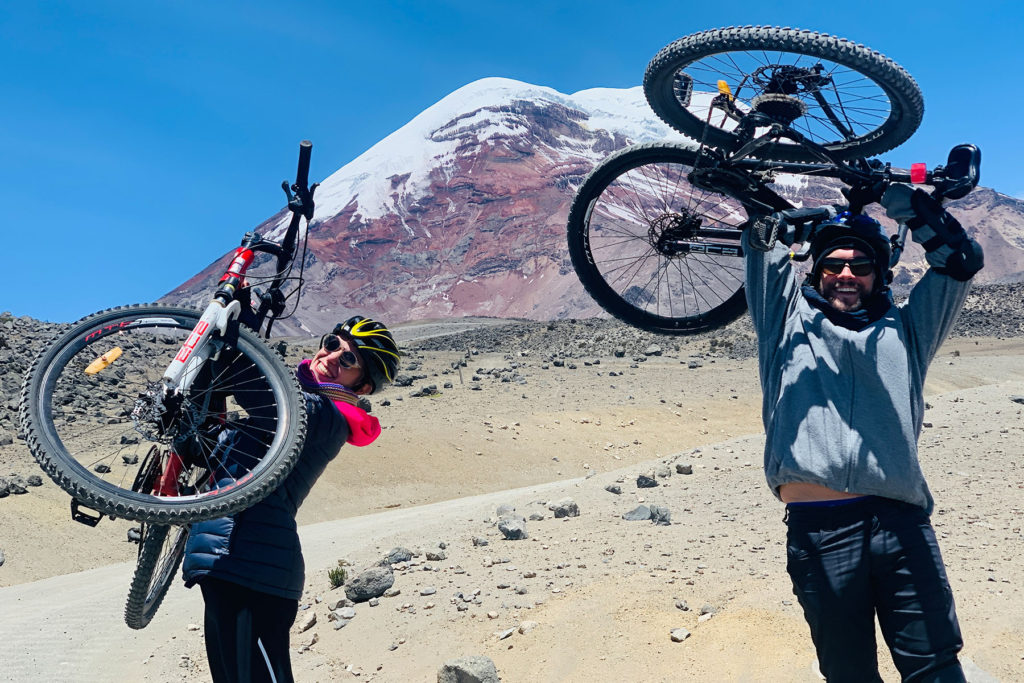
[70,498,105,527]
[749,215,780,252]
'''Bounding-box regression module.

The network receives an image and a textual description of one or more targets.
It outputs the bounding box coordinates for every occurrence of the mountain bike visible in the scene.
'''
[567,26,981,334]
[22,141,322,628]
[20,141,319,525]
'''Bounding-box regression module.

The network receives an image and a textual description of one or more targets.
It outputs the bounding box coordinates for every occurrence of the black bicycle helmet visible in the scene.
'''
[809,212,892,288]
[331,316,401,394]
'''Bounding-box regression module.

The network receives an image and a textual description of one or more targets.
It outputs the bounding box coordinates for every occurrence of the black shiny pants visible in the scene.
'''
[785,497,965,682]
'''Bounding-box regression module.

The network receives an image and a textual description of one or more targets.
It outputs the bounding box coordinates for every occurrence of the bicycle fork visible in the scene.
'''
[162,300,239,390]
[163,242,257,392]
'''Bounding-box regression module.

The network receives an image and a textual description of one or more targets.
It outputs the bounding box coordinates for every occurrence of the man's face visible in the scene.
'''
[816,248,877,312]
[311,335,371,394]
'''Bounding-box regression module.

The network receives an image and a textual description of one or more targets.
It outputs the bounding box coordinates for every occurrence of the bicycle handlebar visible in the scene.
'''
[213,140,319,336]
[295,140,312,191]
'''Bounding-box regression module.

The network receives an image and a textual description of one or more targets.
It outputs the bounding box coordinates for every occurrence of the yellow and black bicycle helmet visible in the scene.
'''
[331,316,400,394]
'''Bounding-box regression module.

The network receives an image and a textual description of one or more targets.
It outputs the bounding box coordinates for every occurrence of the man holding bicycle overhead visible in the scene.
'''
[744,185,983,682]
[182,315,400,683]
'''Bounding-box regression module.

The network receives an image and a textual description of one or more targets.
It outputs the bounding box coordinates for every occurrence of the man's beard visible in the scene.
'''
[821,281,871,312]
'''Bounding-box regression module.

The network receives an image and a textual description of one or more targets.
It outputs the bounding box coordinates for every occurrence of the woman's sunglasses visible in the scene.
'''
[319,334,362,369]
[820,258,875,277]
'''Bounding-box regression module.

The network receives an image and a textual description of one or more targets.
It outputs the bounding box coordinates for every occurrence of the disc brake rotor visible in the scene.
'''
[649,210,703,256]
[751,63,829,95]
[131,385,197,443]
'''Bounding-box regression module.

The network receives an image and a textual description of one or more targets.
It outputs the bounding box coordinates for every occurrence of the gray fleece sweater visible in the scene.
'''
[744,234,971,513]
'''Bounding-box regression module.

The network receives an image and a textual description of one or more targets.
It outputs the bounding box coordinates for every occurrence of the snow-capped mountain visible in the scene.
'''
[163,77,1024,334]
[304,79,686,228]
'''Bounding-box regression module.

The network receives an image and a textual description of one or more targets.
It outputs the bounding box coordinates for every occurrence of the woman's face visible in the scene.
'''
[311,335,371,394]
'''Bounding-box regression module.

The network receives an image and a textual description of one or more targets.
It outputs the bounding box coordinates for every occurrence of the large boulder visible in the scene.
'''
[438,655,499,683]
[497,515,528,540]
[344,566,395,603]
[622,505,651,521]
[548,497,579,518]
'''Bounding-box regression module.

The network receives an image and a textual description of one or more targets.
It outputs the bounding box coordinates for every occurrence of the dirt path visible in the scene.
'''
[1,338,1021,681]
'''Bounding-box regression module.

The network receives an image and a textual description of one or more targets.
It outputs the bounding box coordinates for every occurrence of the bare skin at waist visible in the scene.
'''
[779,482,866,503]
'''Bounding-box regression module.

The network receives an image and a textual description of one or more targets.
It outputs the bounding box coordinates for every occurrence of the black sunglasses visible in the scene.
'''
[820,258,875,277]
[319,334,362,369]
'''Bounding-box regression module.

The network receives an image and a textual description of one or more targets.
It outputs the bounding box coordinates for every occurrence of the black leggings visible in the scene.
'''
[199,577,298,683]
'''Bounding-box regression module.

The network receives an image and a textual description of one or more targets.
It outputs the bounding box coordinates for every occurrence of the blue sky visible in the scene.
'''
[2,1,1021,322]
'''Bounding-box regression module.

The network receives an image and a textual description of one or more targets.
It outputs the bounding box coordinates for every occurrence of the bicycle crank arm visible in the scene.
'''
[729,123,790,161]
[730,122,844,168]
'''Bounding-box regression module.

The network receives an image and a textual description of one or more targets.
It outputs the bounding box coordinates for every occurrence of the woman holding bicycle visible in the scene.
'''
[745,186,983,682]
[181,316,400,683]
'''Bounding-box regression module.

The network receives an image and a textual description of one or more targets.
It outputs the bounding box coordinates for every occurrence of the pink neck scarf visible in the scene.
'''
[296,359,381,446]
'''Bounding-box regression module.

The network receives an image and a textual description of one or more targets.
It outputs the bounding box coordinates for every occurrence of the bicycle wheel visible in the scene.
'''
[20,304,306,524]
[124,522,188,629]
[567,142,748,334]
[644,26,923,162]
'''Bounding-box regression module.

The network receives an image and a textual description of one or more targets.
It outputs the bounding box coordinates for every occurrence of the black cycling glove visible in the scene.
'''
[841,180,887,212]
[881,184,983,281]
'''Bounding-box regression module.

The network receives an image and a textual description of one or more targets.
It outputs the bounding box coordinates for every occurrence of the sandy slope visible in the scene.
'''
[1,337,1022,682]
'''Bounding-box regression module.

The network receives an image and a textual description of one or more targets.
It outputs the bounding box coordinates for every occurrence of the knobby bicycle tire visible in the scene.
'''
[20,304,306,524]
[644,26,923,162]
[124,523,188,629]
[567,142,749,334]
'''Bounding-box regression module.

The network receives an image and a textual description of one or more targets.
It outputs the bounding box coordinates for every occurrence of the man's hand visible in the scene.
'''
[777,206,837,247]
[842,180,887,212]
[882,184,983,281]
[881,184,917,224]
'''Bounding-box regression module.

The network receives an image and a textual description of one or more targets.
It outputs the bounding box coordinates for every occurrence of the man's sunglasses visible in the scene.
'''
[820,258,875,277]
[319,334,362,369]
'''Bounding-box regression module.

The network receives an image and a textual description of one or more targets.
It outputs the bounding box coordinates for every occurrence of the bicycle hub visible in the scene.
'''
[751,93,807,126]
[649,211,702,256]
[745,63,830,125]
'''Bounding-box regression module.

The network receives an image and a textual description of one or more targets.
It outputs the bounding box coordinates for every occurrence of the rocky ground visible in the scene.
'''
[1,284,1023,682]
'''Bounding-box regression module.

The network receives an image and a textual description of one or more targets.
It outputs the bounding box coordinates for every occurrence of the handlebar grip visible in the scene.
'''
[295,140,312,190]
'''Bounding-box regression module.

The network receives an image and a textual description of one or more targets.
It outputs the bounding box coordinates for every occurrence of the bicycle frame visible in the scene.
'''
[669,124,980,263]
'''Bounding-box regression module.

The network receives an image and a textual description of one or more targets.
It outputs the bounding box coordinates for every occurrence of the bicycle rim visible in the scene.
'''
[20,304,306,523]
[124,523,187,629]
[644,26,923,162]
[567,143,748,334]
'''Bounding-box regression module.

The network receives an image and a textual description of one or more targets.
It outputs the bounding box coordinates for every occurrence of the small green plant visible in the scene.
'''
[328,559,349,588]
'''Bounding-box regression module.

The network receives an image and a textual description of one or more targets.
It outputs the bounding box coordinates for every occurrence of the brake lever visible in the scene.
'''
[282,180,319,221]
[889,223,910,269]
[790,241,813,261]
